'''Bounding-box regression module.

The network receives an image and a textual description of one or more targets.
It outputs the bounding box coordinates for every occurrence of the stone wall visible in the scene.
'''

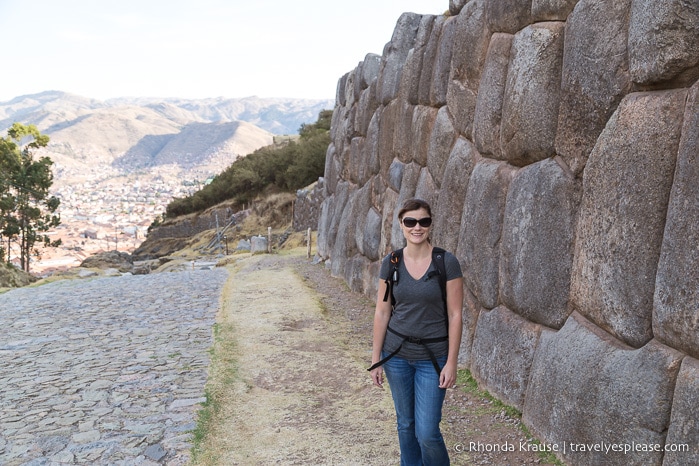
[145,206,238,242]
[292,179,325,232]
[316,1,699,464]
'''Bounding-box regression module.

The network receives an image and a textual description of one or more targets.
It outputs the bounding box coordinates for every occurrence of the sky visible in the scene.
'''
[0,0,447,102]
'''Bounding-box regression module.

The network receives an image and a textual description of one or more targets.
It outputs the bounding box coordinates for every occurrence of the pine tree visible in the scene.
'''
[0,123,61,272]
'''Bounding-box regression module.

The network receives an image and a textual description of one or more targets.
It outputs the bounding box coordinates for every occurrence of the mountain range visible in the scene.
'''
[1,90,334,135]
[0,90,334,183]
[0,91,334,274]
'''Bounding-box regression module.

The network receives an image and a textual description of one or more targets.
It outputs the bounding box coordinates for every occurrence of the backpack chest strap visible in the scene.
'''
[367,326,448,376]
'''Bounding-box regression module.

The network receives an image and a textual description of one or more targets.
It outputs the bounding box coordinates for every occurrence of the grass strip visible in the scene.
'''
[456,369,564,465]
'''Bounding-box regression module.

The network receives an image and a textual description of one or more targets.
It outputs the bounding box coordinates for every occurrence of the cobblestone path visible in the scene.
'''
[0,267,228,465]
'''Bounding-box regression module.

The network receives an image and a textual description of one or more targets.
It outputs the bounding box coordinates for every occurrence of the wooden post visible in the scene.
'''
[267,227,272,253]
[307,228,312,259]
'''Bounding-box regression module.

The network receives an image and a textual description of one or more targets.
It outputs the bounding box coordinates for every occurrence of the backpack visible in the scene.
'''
[383,247,448,325]
[368,247,450,376]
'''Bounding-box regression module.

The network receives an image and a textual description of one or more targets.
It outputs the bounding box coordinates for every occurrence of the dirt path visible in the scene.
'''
[193,251,557,465]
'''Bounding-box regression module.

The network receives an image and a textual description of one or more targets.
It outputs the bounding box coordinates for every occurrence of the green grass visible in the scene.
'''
[190,322,240,464]
[456,369,565,466]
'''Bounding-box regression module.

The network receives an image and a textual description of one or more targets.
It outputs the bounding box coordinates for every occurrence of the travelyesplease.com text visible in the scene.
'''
[454,441,690,455]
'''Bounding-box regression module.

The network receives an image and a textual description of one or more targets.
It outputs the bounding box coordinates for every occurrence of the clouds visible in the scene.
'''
[0,0,446,101]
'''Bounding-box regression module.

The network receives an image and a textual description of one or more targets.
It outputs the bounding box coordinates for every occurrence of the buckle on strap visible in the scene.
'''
[407,336,423,345]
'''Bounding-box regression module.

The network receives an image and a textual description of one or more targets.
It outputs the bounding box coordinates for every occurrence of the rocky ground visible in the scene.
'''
[294,254,558,466]
[0,261,228,465]
[188,250,562,465]
[1,246,561,465]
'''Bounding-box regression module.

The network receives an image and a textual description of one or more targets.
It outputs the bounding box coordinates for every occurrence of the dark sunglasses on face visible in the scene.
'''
[402,217,432,228]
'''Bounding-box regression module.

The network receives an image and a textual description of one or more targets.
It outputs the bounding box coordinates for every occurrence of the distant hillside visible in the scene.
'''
[0,91,335,135]
[114,120,275,172]
[0,90,334,184]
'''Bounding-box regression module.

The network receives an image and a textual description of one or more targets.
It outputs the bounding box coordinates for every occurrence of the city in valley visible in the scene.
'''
[25,165,203,277]
[0,92,333,277]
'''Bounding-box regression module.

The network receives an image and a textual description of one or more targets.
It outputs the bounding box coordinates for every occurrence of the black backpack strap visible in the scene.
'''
[367,340,404,372]
[382,248,403,306]
[368,326,448,375]
[431,247,449,335]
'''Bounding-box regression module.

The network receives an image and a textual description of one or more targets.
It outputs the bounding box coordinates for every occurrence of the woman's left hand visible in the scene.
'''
[439,361,457,389]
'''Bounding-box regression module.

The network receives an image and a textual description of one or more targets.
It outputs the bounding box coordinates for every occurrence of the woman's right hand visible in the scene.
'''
[370,366,384,388]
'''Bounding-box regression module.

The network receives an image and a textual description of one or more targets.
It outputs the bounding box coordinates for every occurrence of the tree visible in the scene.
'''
[163,109,333,218]
[0,123,61,272]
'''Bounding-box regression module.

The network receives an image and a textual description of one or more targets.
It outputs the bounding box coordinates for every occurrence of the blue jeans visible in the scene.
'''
[382,352,449,466]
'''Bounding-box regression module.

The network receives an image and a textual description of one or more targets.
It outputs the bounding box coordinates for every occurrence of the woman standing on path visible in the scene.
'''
[369,198,464,465]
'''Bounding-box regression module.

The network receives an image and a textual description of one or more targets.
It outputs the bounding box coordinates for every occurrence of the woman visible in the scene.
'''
[369,198,464,465]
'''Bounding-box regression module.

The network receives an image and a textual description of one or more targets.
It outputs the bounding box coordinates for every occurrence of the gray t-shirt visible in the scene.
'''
[379,248,463,360]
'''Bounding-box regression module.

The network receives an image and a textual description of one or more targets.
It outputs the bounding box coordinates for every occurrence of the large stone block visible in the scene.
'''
[325,181,351,265]
[457,160,516,309]
[359,53,382,90]
[393,100,415,164]
[433,137,477,254]
[397,49,417,103]
[399,48,420,106]
[345,253,373,294]
[328,184,350,244]
[362,207,383,262]
[555,0,633,176]
[429,16,456,107]
[406,15,437,105]
[397,162,421,203]
[338,145,351,182]
[369,174,385,211]
[322,143,338,196]
[458,285,480,367]
[426,106,457,187]
[387,159,405,193]
[486,0,532,34]
[330,185,359,278]
[449,0,468,16]
[336,73,348,108]
[380,189,400,259]
[346,105,359,142]
[317,197,331,258]
[250,235,268,254]
[377,13,422,105]
[414,167,437,209]
[356,81,379,137]
[629,0,699,86]
[353,184,372,258]
[523,312,684,466]
[570,90,686,348]
[343,68,358,111]
[471,305,542,411]
[418,16,446,106]
[378,101,399,178]
[447,0,491,137]
[348,137,364,185]
[388,163,422,251]
[410,105,438,166]
[473,32,513,160]
[330,103,349,156]
[365,259,382,305]
[364,111,381,183]
[664,356,699,466]
[500,158,580,329]
[654,83,699,359]
[501,22,565,166]
[531,0,578,21]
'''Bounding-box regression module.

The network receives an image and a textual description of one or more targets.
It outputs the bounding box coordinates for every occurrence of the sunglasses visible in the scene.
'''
[402,217,432,228]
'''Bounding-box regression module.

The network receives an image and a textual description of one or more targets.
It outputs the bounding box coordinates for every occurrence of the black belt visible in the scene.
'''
[367,326,448,376]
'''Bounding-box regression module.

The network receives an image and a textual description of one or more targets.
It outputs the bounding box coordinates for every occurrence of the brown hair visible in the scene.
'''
[398,198,432,220]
